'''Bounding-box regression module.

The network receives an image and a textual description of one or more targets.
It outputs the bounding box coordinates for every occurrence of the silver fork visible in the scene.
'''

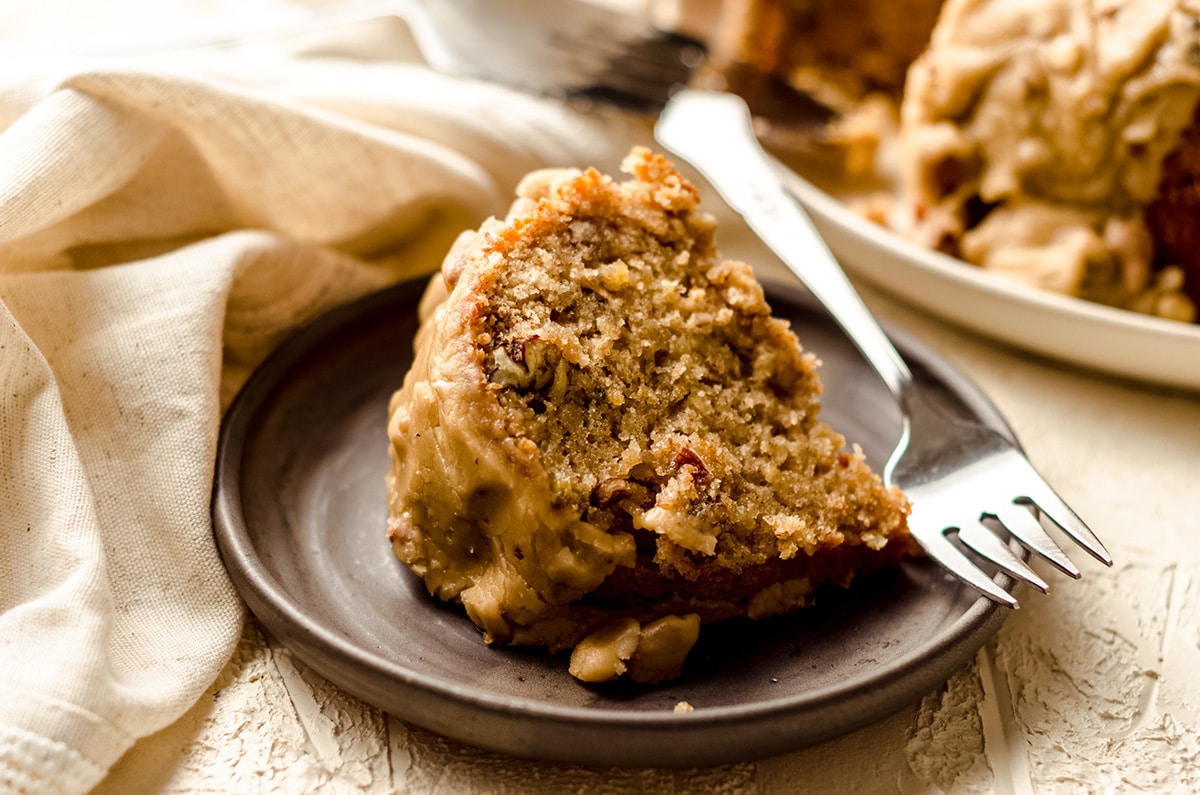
[383,0,1114,605]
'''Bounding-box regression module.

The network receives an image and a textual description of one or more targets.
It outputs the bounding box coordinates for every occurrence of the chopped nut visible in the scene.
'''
[591,478,632,508]
[628,462,661,485]
[673,447,710,482]
[506,336,530,364]
[627,614,701,684]
[568,618,640,682]
[488,346,525,387]
[488,337,559,390]
[591,477,653,511]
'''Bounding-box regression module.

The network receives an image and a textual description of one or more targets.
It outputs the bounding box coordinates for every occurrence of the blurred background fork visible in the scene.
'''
[390,0,707,111]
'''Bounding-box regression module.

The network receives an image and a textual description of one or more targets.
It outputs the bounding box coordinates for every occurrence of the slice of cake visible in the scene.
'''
[386,148,914,684]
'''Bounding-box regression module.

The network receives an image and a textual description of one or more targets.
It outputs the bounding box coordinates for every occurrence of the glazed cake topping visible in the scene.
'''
[898,0,1200,320]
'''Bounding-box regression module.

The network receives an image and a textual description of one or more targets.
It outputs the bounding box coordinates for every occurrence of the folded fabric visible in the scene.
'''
[0,28,645,795]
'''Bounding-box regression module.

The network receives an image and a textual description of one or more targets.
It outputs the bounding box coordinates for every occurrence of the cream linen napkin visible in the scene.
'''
[0,26,644,794]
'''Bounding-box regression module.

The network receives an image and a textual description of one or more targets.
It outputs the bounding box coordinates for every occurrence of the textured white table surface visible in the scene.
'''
[12,2,1200,792]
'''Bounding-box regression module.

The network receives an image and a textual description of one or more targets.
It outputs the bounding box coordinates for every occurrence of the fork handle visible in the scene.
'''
[654,89,913,401]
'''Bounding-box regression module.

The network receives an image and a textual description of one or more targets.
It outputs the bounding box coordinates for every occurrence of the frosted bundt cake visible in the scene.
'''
[711,0,944,114]
[898,0,1198,320]
[386,148,914,684]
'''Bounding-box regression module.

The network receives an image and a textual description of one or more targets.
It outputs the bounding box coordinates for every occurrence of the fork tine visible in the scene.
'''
[1017,487,1113,566]
[957,522,1049,592]
[991,502,1080,577]
[910,523,1018,607]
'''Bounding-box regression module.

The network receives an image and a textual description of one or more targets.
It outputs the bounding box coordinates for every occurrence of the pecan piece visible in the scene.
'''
[673,447,710,482]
